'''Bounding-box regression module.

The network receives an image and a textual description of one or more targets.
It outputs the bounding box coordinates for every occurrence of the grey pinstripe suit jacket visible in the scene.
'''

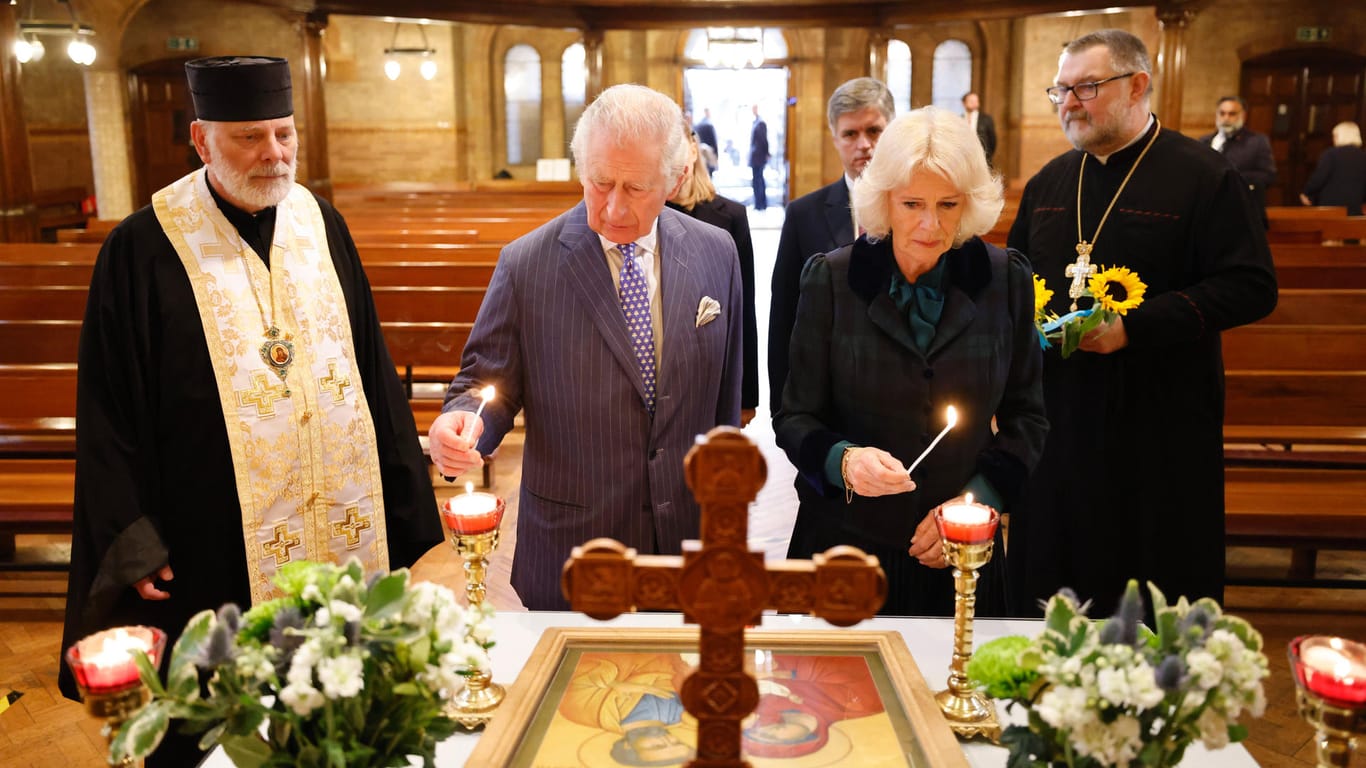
[444,202,744,609]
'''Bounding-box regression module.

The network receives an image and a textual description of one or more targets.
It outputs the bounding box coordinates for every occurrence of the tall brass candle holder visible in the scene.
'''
[933,498,1002,742]
[441,483,507,728]
[1289,635,1366,767]
[64,625,167,767]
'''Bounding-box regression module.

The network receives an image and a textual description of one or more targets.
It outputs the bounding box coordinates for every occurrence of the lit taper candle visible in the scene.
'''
[906,405,958,477]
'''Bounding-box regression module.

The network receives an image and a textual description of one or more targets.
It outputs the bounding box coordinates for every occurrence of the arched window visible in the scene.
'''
[504,44,542,166]
[931,39,972,114]
[887,39,912,116]
[562,43,587,140]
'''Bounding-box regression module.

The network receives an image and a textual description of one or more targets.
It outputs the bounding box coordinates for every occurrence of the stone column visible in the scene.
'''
[542,55,565,160]
[0,3,37,241]
[868,30,889,81]
[584,28,603,103]
[1154,1,1203,131]
[299,13,332,203]
[84,67,135,222]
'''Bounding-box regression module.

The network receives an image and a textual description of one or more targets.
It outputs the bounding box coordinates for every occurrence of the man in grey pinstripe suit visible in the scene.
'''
[430,84,744,610]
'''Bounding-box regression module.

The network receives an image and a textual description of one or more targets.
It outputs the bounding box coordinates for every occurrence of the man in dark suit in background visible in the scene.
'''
[429,84,744,611]
[749,104,770,210]
[768,77,894,414]
[1199,96,1276,224]
[694,107,719,175]
[963,92,997,167]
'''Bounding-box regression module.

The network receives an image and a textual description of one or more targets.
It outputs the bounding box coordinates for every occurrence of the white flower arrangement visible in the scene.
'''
[111,560,495,767]
[968,580,1269,767]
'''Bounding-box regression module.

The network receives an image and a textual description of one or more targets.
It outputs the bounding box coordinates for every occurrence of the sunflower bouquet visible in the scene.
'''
[1034,266,1146,358]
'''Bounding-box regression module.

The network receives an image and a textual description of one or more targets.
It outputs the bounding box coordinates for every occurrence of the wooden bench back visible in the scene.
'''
[1222,324,1366,370]
[1224,371,1366,427]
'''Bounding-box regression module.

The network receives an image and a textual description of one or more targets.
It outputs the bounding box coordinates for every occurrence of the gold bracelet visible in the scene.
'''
[841,446,857,504]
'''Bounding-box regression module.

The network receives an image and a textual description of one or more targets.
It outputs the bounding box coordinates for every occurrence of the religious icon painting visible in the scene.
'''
[469,628,968,767]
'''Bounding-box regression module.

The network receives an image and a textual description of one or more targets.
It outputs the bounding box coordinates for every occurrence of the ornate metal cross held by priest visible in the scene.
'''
[1065,243,1097,312]
[562,426,887,767]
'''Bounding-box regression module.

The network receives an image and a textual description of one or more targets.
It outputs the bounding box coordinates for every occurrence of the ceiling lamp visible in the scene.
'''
[13,0,95,66]
[383,21,436,81]
[704,27,764,70]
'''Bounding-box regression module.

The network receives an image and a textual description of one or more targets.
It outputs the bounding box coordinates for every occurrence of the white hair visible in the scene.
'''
[852,107,1004,246]
[570,84,689,187]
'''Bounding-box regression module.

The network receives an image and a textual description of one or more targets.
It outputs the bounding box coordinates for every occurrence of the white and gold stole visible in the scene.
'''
[153,169,388,603]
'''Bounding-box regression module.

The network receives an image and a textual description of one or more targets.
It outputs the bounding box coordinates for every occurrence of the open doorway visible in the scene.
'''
[683,67,790,211]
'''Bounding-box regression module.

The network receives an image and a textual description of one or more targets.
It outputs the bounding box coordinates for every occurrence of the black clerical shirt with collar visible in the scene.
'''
[206,178,278,265]
[1006,115,1277,621]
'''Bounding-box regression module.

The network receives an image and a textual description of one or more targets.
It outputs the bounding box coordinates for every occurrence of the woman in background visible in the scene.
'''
[1300,121,1366,216]
[669,124,759,425]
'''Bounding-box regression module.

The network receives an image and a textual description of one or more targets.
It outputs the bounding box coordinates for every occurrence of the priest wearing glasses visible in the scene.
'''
[428,84,743,611]
[1006,29,1276,619]
[60,56,442,766]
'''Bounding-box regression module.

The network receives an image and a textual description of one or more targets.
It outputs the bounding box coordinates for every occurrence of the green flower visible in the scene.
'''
[967,635,1038,700]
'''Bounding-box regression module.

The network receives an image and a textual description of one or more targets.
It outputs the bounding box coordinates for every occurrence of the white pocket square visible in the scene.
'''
[696,296,721,327]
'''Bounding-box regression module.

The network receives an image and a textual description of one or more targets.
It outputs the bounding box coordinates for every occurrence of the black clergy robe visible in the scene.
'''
[1006,119,1277,618]
[59,193,442,703]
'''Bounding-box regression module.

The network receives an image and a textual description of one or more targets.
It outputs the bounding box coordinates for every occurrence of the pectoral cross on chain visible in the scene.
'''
[561,427,888,768]
[1066,242,1098,312]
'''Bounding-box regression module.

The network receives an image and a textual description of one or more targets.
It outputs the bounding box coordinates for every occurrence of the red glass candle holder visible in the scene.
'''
[65,625,167,695]
[1291,635,1366,705]
[442,491,506,536]
[935,500,1000,545]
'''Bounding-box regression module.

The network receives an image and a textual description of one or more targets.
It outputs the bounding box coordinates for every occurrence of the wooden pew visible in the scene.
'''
[1225,466,1366,587]
[1222,325,1366,371]
[0,458,76,571]
[1266,289,1366,324]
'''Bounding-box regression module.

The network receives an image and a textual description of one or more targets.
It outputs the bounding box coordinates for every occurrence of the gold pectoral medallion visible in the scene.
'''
[259,326,295,395]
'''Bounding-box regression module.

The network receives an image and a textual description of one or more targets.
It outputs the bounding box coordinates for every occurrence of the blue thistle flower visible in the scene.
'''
[1155,654,1186,692]
[217,604,242,634]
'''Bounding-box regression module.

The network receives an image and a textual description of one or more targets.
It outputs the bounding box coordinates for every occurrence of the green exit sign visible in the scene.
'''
[166,36,200,51]
[1295,27,1330,42]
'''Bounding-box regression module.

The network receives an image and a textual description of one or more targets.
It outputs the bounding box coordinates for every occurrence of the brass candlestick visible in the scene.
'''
[934,505,1002,742]
[1289,636,1366,767]
[442,492,507,728]
[65,626,167,767]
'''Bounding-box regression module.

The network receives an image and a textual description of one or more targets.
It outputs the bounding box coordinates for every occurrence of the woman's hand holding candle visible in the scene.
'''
[843,446,917,498]
[907,510,946,569]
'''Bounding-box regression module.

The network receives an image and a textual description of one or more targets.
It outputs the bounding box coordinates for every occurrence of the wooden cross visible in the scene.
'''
[561,426,888,767]
[1065,242,1098,312]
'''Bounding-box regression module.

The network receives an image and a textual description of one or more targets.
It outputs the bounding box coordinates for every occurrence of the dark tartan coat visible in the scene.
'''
[774,235,1047,617]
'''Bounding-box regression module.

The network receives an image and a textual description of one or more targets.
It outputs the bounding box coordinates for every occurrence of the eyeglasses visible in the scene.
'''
[1045,73,1136,105]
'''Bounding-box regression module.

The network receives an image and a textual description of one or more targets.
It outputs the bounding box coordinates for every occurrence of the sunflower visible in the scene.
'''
[1088,266,1146,315]
[1032,274,1054,316]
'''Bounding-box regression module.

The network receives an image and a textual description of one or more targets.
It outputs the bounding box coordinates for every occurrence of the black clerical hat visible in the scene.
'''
[185,56,293,121]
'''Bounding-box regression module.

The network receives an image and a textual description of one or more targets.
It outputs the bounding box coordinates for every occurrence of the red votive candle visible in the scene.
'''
[65,625,166,694]
[1291,635,1366,705]
[442,483,505,536]
[935,495,999,544]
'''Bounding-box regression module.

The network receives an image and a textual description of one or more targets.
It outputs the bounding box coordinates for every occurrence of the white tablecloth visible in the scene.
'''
[201,611,1258,767]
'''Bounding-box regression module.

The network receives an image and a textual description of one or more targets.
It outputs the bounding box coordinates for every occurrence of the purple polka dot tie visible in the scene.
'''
[617,242,656,412]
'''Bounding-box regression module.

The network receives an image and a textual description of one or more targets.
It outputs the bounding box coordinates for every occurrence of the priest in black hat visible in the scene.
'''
[59,56,441,764]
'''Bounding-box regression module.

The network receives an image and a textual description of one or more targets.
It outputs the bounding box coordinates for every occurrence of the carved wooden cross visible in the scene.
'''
[1065,242,1098,312]
[561,426,888,767]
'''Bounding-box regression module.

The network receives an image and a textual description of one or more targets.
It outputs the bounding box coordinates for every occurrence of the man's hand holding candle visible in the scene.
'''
[428,410,486,479]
